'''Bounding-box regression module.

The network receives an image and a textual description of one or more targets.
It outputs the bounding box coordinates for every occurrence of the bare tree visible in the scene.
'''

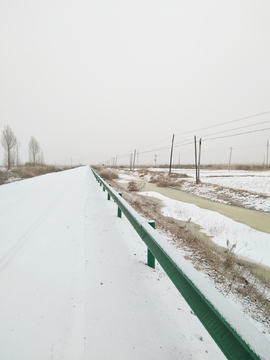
[28,136,40,165]
[15,140,21,167]
[1,125,17,170]
[40,149,45,165]
[37,149,45,166]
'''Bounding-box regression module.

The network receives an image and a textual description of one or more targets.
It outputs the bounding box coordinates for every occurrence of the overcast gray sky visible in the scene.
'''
[1,0,270,166]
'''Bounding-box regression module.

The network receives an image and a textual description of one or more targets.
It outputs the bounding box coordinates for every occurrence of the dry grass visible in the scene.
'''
[0,170,6,185]
[149,171,190,188]
[127,180,145,191]
[157,177,174,187]
[149,174,172,187]
[169,172,189,178]
[0,165,79,185]
[137,169,150,177]
[127,181,138,191]
[99,169,119,181]
[91,165,103,172]
[223,240,237,270]
[11,165,66,179]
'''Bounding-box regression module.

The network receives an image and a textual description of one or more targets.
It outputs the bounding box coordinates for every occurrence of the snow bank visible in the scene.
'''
[140,191,270,268]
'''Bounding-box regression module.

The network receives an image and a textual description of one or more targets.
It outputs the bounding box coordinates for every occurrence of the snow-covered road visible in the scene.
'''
[0,166,226,359]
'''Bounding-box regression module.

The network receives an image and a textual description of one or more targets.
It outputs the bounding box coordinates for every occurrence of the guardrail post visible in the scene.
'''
[147,221,156,268]
[107,184,111,200]
[103,179,106,191]
[117,193,122,218]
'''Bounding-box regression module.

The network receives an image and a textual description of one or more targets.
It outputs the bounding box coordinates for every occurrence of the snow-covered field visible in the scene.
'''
[116,168,270,267]
[175,169,270,212]
[119,168,270,212]
[141,191,270,268]
[148,168,270,197]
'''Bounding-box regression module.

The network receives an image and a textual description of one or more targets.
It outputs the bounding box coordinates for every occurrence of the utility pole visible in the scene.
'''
[130,153,133,171]
[267,140,269,167]
[178,153,180,167]
[194,136,198,182]
[154,155,157,167]
[169,134,175,174]
[133,150,136,170]
[228,147,233,171]
[197,138,202,183]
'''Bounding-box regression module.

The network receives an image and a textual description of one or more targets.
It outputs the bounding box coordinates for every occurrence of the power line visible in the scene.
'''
[96,111,270,164]
[203,127,270,142]
[197,120,270,139]
[128,111,270,158]
[102,127,269,163]
[174,125,270,148]
[175,110,270,137]
[117,153,131,159]
[200,143,267,153]
[137,136,172,151]
[139,144,172,155]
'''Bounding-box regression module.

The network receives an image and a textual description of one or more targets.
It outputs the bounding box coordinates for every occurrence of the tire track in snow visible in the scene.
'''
[0,190,67,270]
[0,174,79,270]
[0,177,60,217]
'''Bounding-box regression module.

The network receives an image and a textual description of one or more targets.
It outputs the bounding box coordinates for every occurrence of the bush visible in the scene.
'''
[157,175,173,187]
[127,180,139,191]
[149,172,189,186]
[149,176,158,183]
[157,179,171,187]
[127,180,145,191]
[169,172,179,178]
[99,170,119,180]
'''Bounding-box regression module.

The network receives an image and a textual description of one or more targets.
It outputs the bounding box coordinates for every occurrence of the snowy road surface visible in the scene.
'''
[0,166,228,359]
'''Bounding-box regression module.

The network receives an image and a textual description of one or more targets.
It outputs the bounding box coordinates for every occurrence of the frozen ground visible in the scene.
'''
[117,168,270,267]
[118,168,270,212]
[148,168,270,197]
[140,191,270,268]
[0,166,232,359]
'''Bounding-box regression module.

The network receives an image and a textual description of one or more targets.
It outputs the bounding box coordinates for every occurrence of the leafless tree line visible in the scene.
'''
[28,136,45,166]
[1,125,45,170]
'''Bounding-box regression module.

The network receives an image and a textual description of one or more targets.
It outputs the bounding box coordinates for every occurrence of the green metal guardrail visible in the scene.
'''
[91,168,269,360]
